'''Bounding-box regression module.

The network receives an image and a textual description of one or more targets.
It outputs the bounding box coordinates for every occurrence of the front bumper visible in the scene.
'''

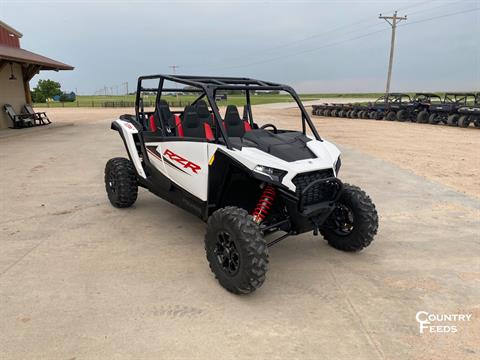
[279,177,343,234]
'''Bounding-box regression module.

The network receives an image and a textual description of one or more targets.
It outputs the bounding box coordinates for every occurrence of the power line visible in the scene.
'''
[210,6,479,71]
[186,1,436,70]
[399,7,479,27]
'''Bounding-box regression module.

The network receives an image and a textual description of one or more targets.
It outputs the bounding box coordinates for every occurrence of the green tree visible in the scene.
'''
[32,79,62,102]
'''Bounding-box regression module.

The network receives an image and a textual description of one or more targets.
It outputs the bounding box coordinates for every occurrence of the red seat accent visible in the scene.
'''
[244,120,252,132]
[175,114,184,137]
[149,115,157,132]
[204,123,214,141]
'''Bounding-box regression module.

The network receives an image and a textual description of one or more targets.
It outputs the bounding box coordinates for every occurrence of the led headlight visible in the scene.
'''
[253,165,287,183]
[334,156,341,175]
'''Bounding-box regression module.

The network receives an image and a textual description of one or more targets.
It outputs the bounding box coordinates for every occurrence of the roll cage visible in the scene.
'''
[443,92,477,105]
[134,74,321,150]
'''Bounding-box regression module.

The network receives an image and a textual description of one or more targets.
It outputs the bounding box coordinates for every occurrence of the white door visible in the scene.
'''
[157,141,210,201]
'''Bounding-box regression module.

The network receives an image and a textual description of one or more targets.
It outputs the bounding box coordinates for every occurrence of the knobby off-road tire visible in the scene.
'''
[474,117,480,128]
[458,115,470,128]
[396,109,408,122]
[105,157,138,208]
[417,110,429,123]
[428,113,440,124]
[447,114,459,126]
[385,111,396,121]
[320,184,378,252]
[205,207,268,294]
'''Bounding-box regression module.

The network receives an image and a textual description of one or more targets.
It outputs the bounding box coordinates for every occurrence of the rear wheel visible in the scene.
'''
[320,184,378,252]
[417,110,429,123]
[458,115,470,128]
[447,114,459,126]
[474,117,480,128]
[385,111,396,121]
[205,207,268,294]
[105,157,138,208]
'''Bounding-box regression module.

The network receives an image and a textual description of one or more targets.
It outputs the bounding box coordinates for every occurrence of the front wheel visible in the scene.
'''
[428,113,439,124]
[105,157,138,208]
[385,111,396,121]
[320,184,378,252]
[447,114,459,126]
[396,109,408,122]
[205,207,268,294]
[417,110,429,123]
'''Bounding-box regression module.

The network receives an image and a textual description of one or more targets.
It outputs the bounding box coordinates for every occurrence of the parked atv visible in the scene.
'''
[421,93,477,125]
[396,93,443,122]
[456,93,480,128]
[362,94,407,120]
[106,75,379,294]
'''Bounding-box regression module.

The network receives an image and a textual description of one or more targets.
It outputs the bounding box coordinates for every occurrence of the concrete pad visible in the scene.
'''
[0,116,478,359]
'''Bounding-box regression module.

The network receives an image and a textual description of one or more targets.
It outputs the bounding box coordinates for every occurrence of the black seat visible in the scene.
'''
[224,105,245,137]
[182,105,214,140]
[195,100,213,127]
[155,100,175,129]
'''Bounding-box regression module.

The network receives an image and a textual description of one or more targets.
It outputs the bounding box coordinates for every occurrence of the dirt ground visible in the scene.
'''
[39,106,480,198]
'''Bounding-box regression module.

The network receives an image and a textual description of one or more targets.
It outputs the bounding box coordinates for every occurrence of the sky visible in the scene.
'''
[1,0,479,94]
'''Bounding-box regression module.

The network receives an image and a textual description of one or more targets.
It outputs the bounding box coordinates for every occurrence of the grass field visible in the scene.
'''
[33,92,384,108]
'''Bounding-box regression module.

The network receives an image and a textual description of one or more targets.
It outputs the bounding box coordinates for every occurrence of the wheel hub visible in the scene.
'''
[108,173,116,193]
[331,204,355,235]
[214,231,240,276]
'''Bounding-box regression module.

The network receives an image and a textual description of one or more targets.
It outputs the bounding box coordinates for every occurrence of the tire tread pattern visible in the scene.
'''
[205,207,268,294]
[105,157,138,208]
[320,184,378,252]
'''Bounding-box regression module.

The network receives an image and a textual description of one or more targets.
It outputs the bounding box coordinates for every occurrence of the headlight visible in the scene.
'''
[253,165,287,183]
[334,156,341,175]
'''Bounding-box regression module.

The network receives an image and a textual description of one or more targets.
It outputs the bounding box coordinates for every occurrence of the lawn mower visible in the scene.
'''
[105,75,379,294]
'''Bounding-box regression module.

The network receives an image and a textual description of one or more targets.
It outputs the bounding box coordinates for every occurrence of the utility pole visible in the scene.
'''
[379,11,407,95]
[169,65,180,99]
[168,65,179,75]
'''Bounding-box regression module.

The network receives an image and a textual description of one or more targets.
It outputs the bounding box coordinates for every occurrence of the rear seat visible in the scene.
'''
[195,100,214,128]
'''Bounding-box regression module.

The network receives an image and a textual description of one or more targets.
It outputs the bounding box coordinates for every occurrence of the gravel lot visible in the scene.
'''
[1,106,478,359]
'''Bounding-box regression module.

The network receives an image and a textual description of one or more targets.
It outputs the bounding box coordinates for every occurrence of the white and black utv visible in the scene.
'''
[105,75,378,294]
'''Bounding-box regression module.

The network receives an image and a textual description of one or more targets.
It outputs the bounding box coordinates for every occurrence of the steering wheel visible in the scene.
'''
[260,123,278,133]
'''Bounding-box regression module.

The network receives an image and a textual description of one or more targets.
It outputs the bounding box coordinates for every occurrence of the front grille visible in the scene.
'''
[292,169,336,206]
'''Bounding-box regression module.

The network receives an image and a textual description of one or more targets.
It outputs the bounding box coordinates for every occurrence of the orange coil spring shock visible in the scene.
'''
[252,185,276,223]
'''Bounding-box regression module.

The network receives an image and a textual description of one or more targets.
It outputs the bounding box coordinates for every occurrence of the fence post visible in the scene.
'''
[62,102,65,108]
[92,100,94,107]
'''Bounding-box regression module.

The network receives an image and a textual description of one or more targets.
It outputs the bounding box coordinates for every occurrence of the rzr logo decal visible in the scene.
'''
[163,149,201,174]
[145,147,201,175]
